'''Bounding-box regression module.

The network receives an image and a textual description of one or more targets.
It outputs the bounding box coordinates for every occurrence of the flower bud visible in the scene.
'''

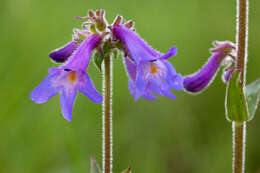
[183,41,235,93]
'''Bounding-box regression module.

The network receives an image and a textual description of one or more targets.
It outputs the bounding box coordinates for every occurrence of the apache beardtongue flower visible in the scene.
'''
[183,41,235,93]
[30,34,102,121]
[113,25,183,100]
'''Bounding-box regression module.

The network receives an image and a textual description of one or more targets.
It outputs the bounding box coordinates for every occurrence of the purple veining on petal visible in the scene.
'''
[49,41,77,63]
[31,34,102,121]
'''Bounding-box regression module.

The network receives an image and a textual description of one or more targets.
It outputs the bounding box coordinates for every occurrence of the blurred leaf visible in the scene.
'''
[90,156,102,173]
[93,52,104,72]
[121,167,131,173]
[225,71,248,122]
[245,78,260,121]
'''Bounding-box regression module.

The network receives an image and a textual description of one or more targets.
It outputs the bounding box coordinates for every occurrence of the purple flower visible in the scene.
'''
[113,25,183,101]
[183,41,235,93]
[222,68,235,83]
[49,41,77,63]
[30,34,102,121]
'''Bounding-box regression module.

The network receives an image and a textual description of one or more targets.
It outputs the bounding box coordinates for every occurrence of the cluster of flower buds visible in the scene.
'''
[30,10,184,121]
[183,41,236,93]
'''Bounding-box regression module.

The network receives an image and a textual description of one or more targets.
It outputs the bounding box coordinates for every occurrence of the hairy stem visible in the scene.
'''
[236,0,248,85]
[232,0,248,172]
[232,122,246,173]
[103,55,113,173]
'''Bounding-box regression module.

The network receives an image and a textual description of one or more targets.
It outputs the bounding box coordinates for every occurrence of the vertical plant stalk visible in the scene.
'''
[232,122,246,173]
[103,55,113,173]
[236,0,248,84]
[233,0,248,173]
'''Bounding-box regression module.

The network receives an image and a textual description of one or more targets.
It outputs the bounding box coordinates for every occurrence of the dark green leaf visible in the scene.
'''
[225,71,248,122]
[245,79,260,121]
[93,52,104,72]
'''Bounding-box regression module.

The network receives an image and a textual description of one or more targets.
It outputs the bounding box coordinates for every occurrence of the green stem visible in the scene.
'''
[103,55,113,173]
[232,122,246,173]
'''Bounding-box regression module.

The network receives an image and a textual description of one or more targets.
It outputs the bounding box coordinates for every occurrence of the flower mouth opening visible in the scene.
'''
[64,68,72,72]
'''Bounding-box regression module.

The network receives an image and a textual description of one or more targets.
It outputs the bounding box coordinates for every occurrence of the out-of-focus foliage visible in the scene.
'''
[246,79,260,121]
[0,0,260,172]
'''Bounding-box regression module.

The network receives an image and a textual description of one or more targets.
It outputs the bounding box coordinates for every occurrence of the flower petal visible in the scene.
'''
[65,34,101,71]
[162,91,176,100]
[79,73,103,104]
[142,90,156,100]
[112,25,161,64]
[158,46,178,60]
[166,73,183,91]
[60,90,77,121]
[30,74,59,104]
[135,63,148,100]
[49,41,77,63]
[124,57,137,81]
[183,52,223,93]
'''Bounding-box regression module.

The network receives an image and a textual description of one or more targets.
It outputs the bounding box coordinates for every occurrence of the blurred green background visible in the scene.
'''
[0,0,260,172]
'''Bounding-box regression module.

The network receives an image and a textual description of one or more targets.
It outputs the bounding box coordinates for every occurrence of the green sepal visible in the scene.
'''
[93,51,104,72]
[90,24,98,34]
[113,49,119,59]
[225,70,248,122]
[245,78,260,121]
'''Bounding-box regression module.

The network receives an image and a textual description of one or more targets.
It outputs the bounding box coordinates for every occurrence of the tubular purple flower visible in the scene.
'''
[183,41,235,93]
[30,34,102,121]
[49,41,77,63]
[114,25,183,101]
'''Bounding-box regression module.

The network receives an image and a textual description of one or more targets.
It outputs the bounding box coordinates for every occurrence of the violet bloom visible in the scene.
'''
[49,41,77,63]
[113,25,183,101]
[30,34,102,121]
[183,41,235,93]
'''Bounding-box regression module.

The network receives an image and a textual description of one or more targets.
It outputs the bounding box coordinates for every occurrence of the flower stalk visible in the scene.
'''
[232,122,246,173]
[233,0,248,172]
[103,54,113,173]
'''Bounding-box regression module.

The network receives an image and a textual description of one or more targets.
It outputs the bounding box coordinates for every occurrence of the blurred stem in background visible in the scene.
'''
[233,0,248,172]
[103,54,113,173]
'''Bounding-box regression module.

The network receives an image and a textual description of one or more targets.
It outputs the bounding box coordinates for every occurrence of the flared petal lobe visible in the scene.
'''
[60,90,77,121]
[30,73,60,104]
[49,41,77,63]
[78,73,103,103]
